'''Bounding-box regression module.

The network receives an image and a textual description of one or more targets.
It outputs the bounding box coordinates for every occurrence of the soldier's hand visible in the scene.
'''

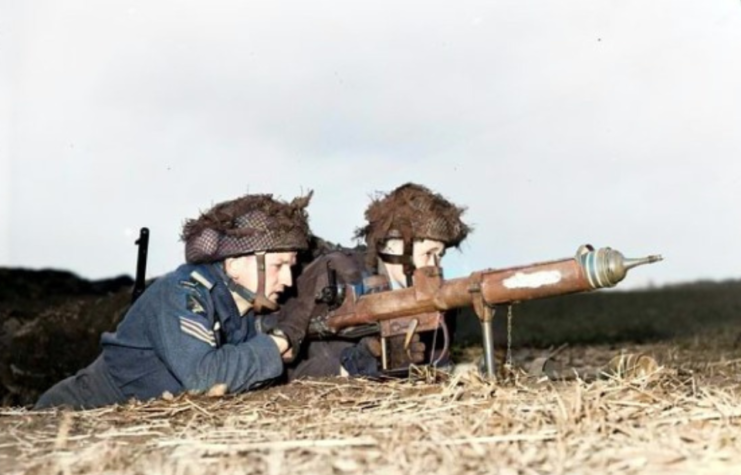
[360,334,426,366]
[359,336,383,358]
[404,334,426,364]
[394,333,426,365]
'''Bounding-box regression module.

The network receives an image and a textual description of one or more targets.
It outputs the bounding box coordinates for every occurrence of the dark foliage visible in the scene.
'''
[454,280,741,348]
[0,269,134,406]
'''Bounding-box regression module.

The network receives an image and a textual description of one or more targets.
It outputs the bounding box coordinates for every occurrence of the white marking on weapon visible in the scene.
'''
[502,270,562,289]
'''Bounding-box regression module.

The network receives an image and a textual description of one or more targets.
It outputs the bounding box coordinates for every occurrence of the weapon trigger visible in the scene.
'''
[403,319,419,350]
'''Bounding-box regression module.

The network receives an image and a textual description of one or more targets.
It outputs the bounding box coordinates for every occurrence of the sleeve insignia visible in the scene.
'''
[187,295,206,315]
[179,316,217,347]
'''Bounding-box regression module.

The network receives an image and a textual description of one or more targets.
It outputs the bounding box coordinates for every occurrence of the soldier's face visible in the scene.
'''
[379,238,446,288]
[412,239,446,268]
[382,239,446,268]
[261,252,298,302]
[227,252,298,302]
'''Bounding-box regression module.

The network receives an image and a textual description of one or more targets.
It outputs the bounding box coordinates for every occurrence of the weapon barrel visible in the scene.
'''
[324,245,661,331]
[447,257,588,306]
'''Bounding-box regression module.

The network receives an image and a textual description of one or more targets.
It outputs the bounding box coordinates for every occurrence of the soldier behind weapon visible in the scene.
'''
[35,192,320,410]
[277,182,471,379]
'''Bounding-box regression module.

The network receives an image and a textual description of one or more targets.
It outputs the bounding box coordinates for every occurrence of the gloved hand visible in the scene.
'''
[340,334,427,376]
[273,251,364,358]
[360,334,426,365]
[383,333,427,368]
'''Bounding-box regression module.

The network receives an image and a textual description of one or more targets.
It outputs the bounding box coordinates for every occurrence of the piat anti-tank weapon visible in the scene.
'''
[308,244,662,377]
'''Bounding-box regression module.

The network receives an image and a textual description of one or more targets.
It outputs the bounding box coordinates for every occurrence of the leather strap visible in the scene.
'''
[378,239,415,287]
[252,253,278,312]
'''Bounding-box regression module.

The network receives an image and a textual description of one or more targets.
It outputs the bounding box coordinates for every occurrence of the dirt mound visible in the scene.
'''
[0,269,134,406]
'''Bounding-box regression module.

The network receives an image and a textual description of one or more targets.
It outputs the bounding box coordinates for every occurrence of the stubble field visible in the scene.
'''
[2,275,741,474]
[3,337,741,475]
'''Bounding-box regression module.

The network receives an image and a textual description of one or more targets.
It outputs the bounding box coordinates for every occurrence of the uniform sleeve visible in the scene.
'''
[149,281,284,393]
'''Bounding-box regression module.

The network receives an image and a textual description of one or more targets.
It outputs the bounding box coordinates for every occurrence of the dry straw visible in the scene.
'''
[2,343,741,475]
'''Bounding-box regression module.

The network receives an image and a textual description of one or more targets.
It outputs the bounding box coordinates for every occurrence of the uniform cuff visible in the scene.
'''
[247,333,285,382]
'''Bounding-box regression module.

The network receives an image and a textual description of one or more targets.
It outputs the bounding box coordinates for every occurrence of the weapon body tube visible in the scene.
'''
[480,258,589,304]
[327,258,589,331]
[327,287,426,330]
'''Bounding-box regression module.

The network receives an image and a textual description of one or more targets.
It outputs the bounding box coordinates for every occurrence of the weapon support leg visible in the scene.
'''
[481,318,497,378]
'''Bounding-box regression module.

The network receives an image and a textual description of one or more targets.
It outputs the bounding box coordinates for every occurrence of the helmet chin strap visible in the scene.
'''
[378,238,415,287]
[217,256,278,314]
[379,239,445,288]
[252,253,279,313]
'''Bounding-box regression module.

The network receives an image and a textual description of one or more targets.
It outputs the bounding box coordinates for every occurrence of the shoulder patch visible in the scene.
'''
[190,270,214,290]
[187,295,206,315]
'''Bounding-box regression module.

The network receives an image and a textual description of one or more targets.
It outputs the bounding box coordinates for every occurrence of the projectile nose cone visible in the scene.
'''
[623,254,664,271]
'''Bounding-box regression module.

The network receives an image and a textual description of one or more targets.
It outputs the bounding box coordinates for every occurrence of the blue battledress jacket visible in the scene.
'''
[35,263,283,409]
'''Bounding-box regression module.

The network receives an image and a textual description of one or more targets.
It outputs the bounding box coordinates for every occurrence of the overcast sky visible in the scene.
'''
[2,0,740,289]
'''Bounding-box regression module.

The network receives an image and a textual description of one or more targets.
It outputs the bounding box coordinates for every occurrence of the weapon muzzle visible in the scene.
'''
[577,245,663,289]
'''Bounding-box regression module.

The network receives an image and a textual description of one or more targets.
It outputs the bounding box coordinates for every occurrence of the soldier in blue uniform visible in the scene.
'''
[35,192,316,409]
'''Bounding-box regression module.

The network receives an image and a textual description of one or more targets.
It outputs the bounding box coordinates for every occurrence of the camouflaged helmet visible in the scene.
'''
[182,192,313,264]
[354,183,471,267]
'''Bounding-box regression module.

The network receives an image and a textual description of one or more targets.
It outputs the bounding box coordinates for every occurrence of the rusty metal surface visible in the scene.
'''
[327,286,427,330]
[326,257,595,330]
[479,258,590,304]
[379,312,442,338]
[413,266,444,303]
[322,244,664,332]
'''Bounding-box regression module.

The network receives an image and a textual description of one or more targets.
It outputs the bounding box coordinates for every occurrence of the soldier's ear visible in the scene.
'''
[223,257,238,279]
[224,255,254,279]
